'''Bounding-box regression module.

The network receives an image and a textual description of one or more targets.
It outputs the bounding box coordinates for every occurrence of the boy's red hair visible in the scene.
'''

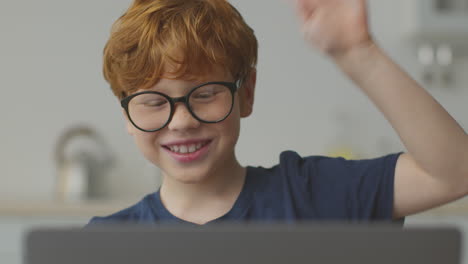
[103,0,258,99]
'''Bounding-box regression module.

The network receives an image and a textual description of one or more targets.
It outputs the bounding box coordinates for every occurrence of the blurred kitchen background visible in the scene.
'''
[1,0,468,263]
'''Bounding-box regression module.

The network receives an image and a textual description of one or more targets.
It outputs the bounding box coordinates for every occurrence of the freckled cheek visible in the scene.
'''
[220,109,241,146]
[134,131,162,162]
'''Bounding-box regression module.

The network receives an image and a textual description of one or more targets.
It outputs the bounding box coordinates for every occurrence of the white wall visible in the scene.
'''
[1,0,467,200]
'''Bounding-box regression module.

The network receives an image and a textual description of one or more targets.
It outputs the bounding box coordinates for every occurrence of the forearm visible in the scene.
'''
[333,43,468,182]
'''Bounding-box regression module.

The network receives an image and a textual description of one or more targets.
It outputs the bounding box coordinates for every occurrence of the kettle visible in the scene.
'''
[54,125,114,202]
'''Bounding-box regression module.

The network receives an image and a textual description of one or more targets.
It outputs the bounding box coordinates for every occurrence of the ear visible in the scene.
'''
[239,69,256,118]
[123,109,135,136]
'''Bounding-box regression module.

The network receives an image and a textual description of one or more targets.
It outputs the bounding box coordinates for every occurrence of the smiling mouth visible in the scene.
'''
[163,140,212,154]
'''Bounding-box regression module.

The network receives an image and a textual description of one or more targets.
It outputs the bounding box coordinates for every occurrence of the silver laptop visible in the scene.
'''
[24,223,461,264]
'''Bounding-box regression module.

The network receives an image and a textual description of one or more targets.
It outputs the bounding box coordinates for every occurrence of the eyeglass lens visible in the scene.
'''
[127,83,233,131]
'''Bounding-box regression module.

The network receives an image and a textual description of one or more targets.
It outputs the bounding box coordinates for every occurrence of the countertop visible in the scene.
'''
[0,199,136,217]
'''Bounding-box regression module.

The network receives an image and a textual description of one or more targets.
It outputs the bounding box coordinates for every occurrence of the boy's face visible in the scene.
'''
[124,68,255,183]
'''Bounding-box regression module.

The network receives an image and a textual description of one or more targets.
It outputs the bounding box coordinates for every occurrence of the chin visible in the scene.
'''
[166,167,214,184]
[172,175,210,185]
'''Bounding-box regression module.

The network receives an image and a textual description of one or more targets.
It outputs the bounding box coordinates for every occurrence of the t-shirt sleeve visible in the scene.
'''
[279,151,404,222]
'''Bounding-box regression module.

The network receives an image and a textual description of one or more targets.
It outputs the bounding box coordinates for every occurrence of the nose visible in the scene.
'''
[167,103,201,131]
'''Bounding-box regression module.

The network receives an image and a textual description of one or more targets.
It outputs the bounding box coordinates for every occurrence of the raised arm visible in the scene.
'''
[292,0,468,218]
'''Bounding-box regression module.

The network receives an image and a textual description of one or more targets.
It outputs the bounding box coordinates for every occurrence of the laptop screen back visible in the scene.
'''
[24,224,461,264]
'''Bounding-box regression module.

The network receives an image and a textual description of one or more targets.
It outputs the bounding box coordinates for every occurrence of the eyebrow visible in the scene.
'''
[150,80,209,95]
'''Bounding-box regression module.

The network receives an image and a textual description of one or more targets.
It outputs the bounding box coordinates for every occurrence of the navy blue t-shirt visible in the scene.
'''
[88,151,403,226]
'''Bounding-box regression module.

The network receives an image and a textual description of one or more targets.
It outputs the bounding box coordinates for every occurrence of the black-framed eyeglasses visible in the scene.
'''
[121,81,239,132]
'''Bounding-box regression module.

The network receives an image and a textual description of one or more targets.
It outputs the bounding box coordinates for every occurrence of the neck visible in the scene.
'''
[159,155,246,223]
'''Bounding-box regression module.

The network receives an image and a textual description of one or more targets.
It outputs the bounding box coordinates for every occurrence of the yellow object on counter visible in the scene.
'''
[327,147,357,160]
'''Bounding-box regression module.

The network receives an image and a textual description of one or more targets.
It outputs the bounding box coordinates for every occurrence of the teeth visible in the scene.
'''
[169,143,205,154]
[188,145,196,153]
[179,145,188,154]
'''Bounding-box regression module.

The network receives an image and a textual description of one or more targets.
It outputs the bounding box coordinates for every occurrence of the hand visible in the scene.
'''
[293,0,373,58]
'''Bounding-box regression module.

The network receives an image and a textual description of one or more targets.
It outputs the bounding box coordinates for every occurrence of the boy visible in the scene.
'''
[89,0,468,225]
